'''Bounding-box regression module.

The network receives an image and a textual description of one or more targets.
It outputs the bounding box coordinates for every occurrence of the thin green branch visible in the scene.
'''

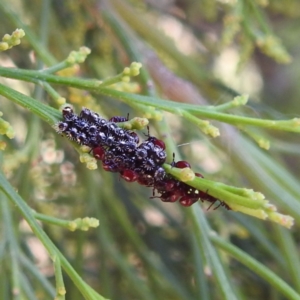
[0,2,56,65]
[245,0,273,34]
[210,234,300,300]
[53,256,66,300]
[163,164,266,209]
[0,79,293,225]
[181,110,220,137]
[0,67,299,133]
[19,253,56,298]
[210,95,249,111]
[101,8,156,95]
[1,196,21,300]
[0,172,108,300]
[0,83,61,124]
[190,235,210,300]
[189,206,239,300]
[33,212,71,228]
[164,164,294,227]
[33,211,99,231]
[274,226,300,293]
[0,235,6,261]
[39,81,66,105]
[85,170,193,299]
[19,273,38,300]
[238,126,270,150]
[0,67,101,90]
[39,0,51,47]
[97,88,300,133]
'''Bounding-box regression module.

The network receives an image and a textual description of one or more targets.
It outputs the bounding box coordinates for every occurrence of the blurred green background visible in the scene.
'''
[1,1,300,299]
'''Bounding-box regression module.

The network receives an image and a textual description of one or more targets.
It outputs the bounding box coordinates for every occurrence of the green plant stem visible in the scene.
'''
[231,214,286,267]
[0,1,56,65]
[39,0,51,48]
[91,194,156,300]
[0,235,6,261]
[181,110,219,136]
[98,73,125,87]
[39,81,64,103]
[109,0,208,83]
[149,117,237,299]
[245,0,272,34]
[210,95,247,111]
[84,169,192,299]
[189,206,238,300]
[0,83,61,124]
[231,135,300,221]
[210,234,300,300]
[1,196,21,300]
[108,0,249,99]
[98,17,201,295]
[210,102,238,111]
[42,61,72,74]
[274,226,300,293]
[97,88,300,132]
[0,67,102,89]
[19,253,56,298]
[19,273,38,300]
[0,172,108,300]
[33,212,71,228]
[1,68,299,132]
[163,164,266,209]
[101,8,156,95]
[53,256,66,300]
[190,235,210,300]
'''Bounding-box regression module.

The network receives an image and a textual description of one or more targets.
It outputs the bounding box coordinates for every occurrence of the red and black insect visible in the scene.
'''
[56,106,230,210]
[109,114,129,123]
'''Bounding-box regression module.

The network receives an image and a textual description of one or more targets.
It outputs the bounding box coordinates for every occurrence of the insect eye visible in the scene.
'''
[57,122,68,132]
[62,106,74,116]
[88,125,97,134]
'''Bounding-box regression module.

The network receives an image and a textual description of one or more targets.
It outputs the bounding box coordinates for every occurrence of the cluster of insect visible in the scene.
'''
[56,106,230,209]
